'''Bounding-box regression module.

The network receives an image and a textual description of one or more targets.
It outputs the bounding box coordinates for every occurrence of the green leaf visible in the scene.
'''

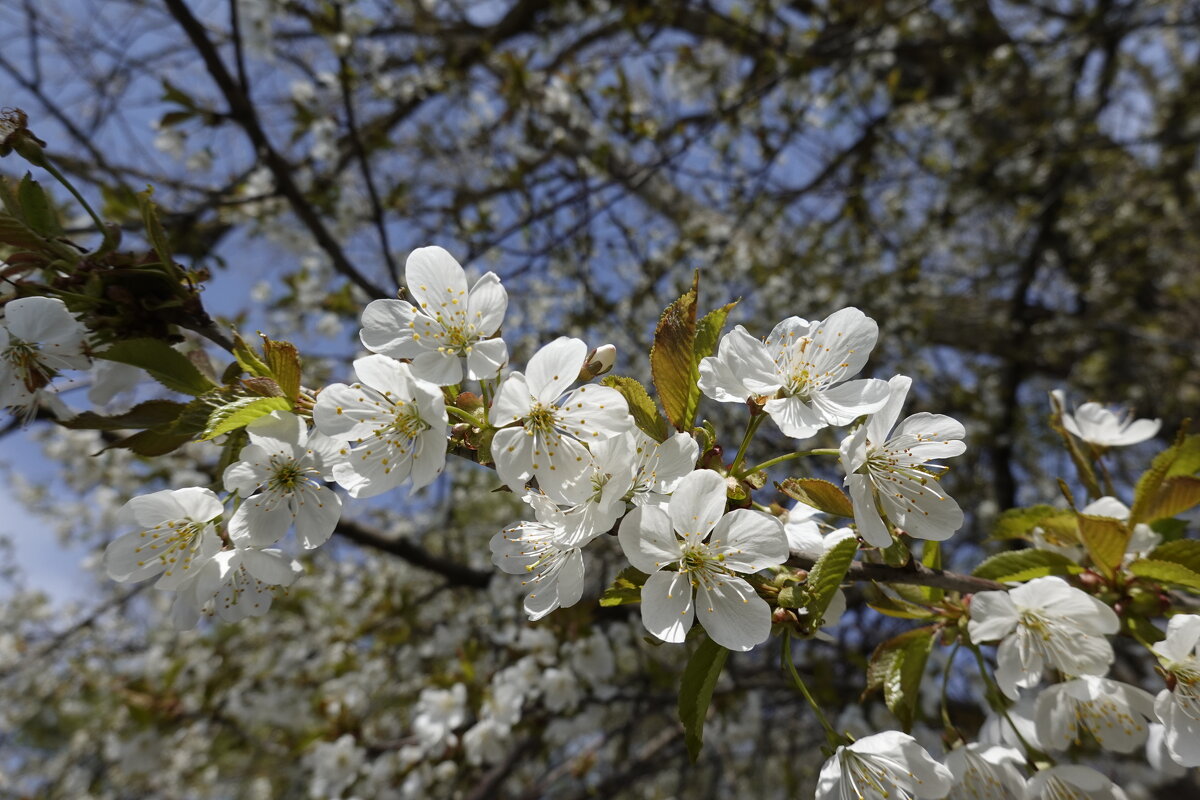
[602,375,668,442]
[263,337,303,402]
[777,478,855,518]
[971,548,1083,582]
[1077,513,1130,577]
[0,211,48,250]
[232,332,272,378]
[919,541,944,604]
[1128,559,1200,592]
[865,626,935,731]
[1147,539,1200,574]
[201,396,292,441]
[990,504,1077,542]
[1151,518,1189,543]
[18,174,62,237]
[1142,476,1200,522]
[802,534,859,624]
[650,273,699,431]
[678,635,728,763]
[599,567,648,607]
[865,584,936,619]
[96,339,217,396]
[103,429,195,457]
[59,400,187,431]
[136,186,173,268]
[1132,433,1200,525]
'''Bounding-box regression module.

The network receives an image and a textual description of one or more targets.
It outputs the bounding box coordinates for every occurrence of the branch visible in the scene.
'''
[161,0,389,300]
[789,552,1006,594]
[334,518,491,588]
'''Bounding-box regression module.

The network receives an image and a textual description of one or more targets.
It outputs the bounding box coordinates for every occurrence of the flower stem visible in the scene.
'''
[968,643,1052,767]
[728,413,765,476]
[739,448,839,477]
[782,631,842,750]
[445,405,483,427]
[38,156,115,252]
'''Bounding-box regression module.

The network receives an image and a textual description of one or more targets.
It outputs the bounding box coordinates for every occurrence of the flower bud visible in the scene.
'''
[579,343,616,380]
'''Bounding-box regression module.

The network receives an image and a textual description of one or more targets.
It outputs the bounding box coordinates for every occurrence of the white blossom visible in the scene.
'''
[1052,390,1160,447]
[491,337,632,496]
[412,684,467,748]
[103,487,224,591]
[170,546,302,628]
[840,375,966,547]
[313,354,447,498]
[943,743,1025,800]
[786,524,855,632]
[490,492,589,621]
[462,718,510,766]
[627,430,699,509]
[698,307,890,439]
[360,246,508,385]
[306,734,364,798]
[0,296,89,412]
[815,730,953,800]
[1024,765,1128,800]
[222,411,343,549]
[618,469,788,651]
[968,576,1119,699]
[1034,676,1156,753]
[551,432,637,545]
[1150,613,1200,767]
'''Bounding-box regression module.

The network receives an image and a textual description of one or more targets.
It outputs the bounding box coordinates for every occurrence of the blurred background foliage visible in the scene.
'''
[1,0,1198,797]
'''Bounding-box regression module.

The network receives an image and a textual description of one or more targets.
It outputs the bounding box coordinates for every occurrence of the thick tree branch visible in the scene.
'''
[334,518,492,588]
[789,553,1006,594]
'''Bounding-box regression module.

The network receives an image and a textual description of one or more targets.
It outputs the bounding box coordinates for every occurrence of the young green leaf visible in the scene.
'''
[1131,432,1200,525]
[136,186,174,269]
[201,396,292,441]
[1146,539,1200,573]
[1077,513,1130,577]
[990,504,1077,542]
[678,634,728,763]
[599,566,648,607]
[650,273,699,431]
[262,337,303,402]
[971,549,1083,582]
[802,534,859,624]
[1127,559,1200,593]
[777,477,855,518]
[17,173,62,238]
[865,626,935,731]
[602,375,668,442]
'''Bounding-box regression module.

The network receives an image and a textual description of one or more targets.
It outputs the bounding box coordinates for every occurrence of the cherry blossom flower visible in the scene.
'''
[617,469,788,651]
[1034,676,1156,753]
[698,307,890,439]
[627,430,699,509]
[170,546,302,628]
[1051,389,1160,447]
[222,411,343,549]
[968,576,1119,699]
[1024,765,1128,800]
[551,433,636,545]
[491,337,631,496]
[313,354,447,498]
[840,375,965,547]
[815,731,953,800]
[103,487,224,591]
[944,743,1025,799]
[359,246,508,385]
[0,296,89,412]
[1150,613,1200,767]
[412,684,467,748]
[490,492,591,621]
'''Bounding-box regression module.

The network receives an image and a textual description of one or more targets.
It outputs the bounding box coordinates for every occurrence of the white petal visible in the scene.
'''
[697,326,780,402]
[1111,417,1160,445]
[618,506,682,573]
[696,575,770,652]
[848,475,891,548]
[405,246,469,318]
[410,349,464,386]
[967,590,1019,642]
[668,469,728,542]
[1156,689,1200,767]
[867,375,912,444]
[526,337,586,404]
[5,297,82,342]
[120,489,187,528]
[640,570,694,644]
[359,298,423,358]
[352,353,414,397]
[222,458,269,496]
[491,372,533,427]
[410,428,447,490]
[467,271,507,335]
[808,378,891,426]
[807,307,879,386]
[246,409,306,448]
[764,395,826,439]
[995,635,1038,700]
[293,485,342,549]
[556,384,632,440]
[465,337,508,380]
[228,493,293,547]
[710,509,789,572]
[153,528,222,591]
[492,427,534,492]
[240,548,303,586]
